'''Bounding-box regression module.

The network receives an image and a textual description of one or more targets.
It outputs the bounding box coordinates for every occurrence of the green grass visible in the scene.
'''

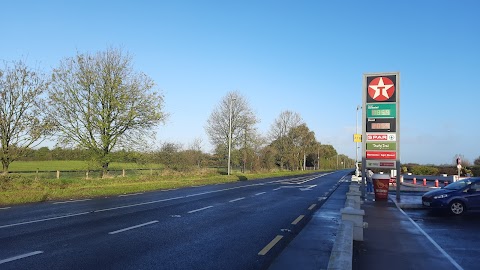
[9,160,162,172]
[0,162,326,206]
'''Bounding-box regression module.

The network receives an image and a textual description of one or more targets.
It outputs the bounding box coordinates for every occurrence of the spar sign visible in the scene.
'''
[367,133,396,141]
[362,72,400,169]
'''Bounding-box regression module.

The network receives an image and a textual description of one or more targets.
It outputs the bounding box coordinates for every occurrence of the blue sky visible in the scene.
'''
[1,0,479,165]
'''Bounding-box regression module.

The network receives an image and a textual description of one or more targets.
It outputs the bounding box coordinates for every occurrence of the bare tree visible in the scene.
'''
[0,60,52,173]
[268,110,303,169]
[48,48,167,176]
[188,137,204,167]
[474,156,480,166]
[205,91,259,168]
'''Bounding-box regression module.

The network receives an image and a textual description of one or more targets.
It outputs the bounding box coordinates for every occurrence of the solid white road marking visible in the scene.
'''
[393,200,464,270]
[108,220,158,235]
[119,192,144,197]
[94,196,185,213]
[0,181,285,229]
[0,251,43,264]
[229,197,245,203]
[0,207,11,210]
[188,206,213,214]
[0,212,90,229]
[53,199,91,204]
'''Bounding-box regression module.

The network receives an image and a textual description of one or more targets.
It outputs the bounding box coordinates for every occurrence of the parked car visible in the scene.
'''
[422,177,480,215]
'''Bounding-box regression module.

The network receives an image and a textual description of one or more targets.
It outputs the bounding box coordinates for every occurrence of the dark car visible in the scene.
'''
[422,177,480,215]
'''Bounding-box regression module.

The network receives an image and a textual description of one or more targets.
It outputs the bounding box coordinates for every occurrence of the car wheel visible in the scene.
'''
[449,201,465,215]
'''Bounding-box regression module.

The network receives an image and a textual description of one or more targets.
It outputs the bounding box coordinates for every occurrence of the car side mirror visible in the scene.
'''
[467,188,476,193]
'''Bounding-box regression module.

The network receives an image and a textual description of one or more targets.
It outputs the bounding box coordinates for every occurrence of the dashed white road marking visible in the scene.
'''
[229,197,245,203]
[255,192,266,196]
[0,251,43,265]
[0,207,11,210]
[188,206,213,214]
[108,220,158,235]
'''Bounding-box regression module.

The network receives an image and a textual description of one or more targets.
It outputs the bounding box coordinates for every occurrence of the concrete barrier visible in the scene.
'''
[326,177,367,270]
[327,220,354,270]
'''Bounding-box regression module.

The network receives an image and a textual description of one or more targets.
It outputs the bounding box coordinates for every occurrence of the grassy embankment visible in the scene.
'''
[0,161,320,206]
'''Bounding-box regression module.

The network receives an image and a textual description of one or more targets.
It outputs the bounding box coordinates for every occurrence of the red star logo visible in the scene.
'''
[368,77,395,101]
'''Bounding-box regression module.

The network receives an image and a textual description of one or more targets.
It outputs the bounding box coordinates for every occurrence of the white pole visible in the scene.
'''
[355,105,361,176]
[228,98,234,175]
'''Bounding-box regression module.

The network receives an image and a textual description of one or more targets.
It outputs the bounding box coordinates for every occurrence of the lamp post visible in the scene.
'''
[355,105,362,176]
[227,98,236,175]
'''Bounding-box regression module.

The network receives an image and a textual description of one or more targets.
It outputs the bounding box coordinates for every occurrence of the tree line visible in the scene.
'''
[1,47,352,176]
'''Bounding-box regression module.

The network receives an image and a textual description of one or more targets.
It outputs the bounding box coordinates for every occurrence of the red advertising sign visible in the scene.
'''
[367,76,396,102]
[366,151,396,160]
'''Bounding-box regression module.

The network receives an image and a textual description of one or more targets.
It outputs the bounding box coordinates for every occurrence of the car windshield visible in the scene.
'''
[444,179,472,190]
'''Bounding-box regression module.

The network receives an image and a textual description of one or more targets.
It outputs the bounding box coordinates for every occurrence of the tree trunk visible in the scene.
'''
[1,157,10,175]
[102,162,109,178]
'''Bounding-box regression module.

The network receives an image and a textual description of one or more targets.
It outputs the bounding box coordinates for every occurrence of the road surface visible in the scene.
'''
[0,170,351,270]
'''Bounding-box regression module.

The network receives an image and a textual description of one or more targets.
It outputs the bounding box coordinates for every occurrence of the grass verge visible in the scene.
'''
[0,169,322,206]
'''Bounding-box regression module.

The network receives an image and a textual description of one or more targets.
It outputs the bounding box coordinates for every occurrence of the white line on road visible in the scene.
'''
[188,206,213,214]
[394,200,464,270]
[229,197,245,203]
[53,199,92,204]
[0,212,90,229]
[94,196,185,213]
[255,192,266,196]
[119,192,144,197]
[108,220,158,235]
[0,207,11,210]
[0,251,43,265]
[0,182,272,229]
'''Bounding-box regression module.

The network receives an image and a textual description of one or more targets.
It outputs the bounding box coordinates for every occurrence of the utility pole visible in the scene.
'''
[227,98,235,175]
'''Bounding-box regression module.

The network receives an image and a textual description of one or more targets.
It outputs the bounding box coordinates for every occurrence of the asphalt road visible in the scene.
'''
[0,170,351,270]
[404,208,480,270]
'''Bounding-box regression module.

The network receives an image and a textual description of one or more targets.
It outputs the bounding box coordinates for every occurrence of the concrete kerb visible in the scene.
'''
[327,176,367,270]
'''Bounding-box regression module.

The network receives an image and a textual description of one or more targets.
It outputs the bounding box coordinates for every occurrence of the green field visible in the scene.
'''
[9,160,162,172]
[0,160,325,206]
